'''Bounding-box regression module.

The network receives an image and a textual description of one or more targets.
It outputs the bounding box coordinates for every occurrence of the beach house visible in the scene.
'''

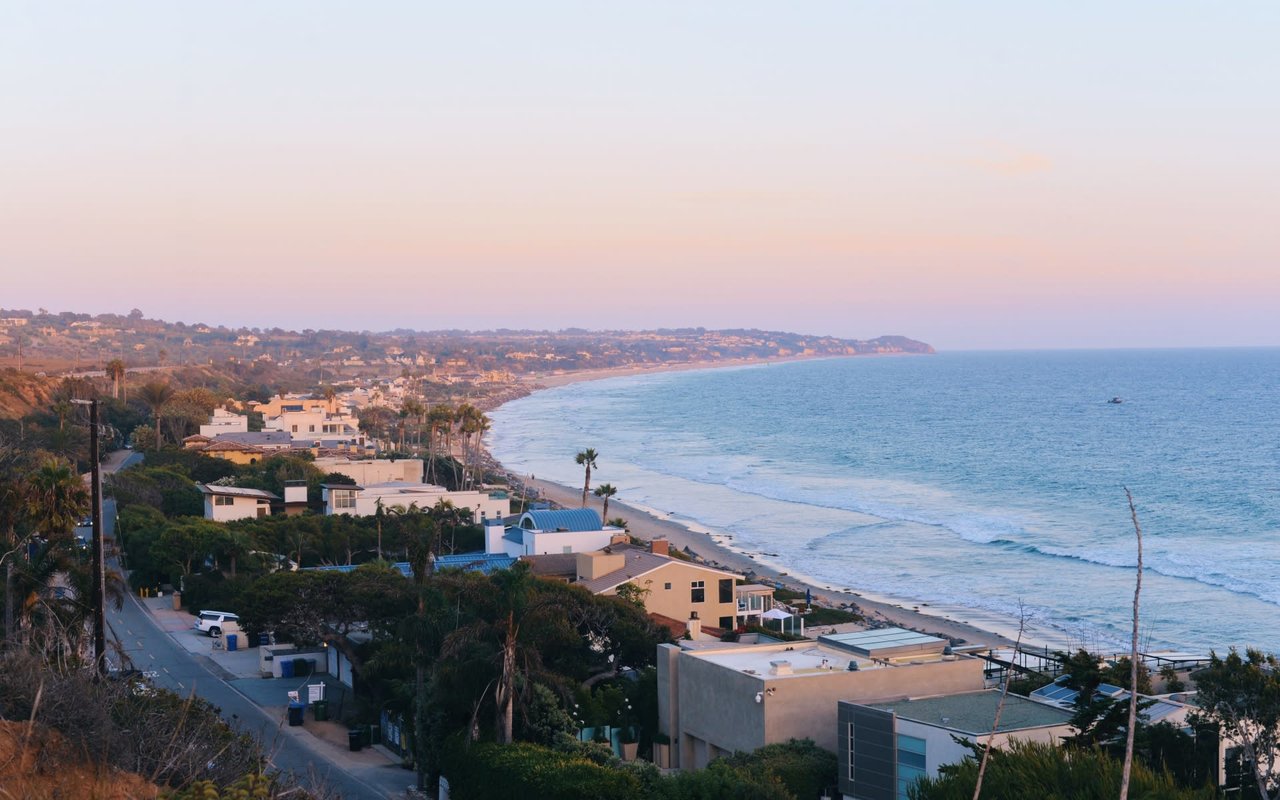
[483,509,621,558]
[574,539,744,633]
[656,628,986,770]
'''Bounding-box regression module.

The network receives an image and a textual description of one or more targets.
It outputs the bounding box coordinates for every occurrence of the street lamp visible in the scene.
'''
[71,398,107,676]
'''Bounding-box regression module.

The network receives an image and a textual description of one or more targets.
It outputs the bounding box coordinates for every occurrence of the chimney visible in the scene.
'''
[650,537,669,557]
[686,611,701,640]
[484,518,505,555]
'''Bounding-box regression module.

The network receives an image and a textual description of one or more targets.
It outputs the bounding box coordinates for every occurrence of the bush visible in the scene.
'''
[446,741,643,800]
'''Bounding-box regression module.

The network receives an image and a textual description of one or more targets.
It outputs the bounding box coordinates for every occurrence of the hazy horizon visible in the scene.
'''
[4,3,1278,350]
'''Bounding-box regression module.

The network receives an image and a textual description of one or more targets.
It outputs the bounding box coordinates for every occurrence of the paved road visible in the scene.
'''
[112,591,403,798]
[100,450,408,798]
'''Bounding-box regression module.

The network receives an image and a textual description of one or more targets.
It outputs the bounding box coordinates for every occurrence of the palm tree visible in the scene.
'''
[575,448,598,507]
[137,381,174,450]
[105,359,126,400]
[593,484,617,524]
[26,459,89,542]
[441,563,554,745]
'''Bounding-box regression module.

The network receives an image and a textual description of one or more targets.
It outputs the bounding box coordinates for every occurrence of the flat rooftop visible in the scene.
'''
[868,690,1073,735]
[819,627,948,660]
[689,643,885,679]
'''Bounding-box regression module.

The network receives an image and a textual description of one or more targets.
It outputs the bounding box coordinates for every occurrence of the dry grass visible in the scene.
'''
[0,720,159,800]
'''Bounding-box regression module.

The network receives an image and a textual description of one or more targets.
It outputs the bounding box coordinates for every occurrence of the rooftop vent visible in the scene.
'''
[769,660,793,676]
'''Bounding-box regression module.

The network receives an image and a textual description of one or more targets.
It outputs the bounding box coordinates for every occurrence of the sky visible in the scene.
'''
[2,2,1278,350]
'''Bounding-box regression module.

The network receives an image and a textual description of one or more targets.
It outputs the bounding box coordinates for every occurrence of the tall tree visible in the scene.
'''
[105,359,126,401]
[1120,488,1144,800]
[575,448,598,508]
[137,381,174,450]
[1194,648,1280,800]
[593,484,617,525]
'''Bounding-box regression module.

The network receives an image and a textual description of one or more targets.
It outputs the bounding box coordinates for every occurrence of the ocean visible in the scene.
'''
[488,349,1280,654]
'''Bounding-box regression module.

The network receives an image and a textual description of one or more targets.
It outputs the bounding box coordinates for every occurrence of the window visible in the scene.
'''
[291,424,298,432]
[562,545,573,554]
[214,496,234,506]
[690,581,704,603]
[309,425,315,432]
[848,722,856,781]
[333,491,356,510]
[664,582,672,590]
[718,616,733,630]
[896,734,927,800]
[719,578,733,603]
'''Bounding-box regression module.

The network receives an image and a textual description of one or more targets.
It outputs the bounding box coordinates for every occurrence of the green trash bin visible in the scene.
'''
[312,700,329,721]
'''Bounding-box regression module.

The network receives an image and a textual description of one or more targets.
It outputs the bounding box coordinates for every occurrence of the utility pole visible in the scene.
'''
[74,398,107,675]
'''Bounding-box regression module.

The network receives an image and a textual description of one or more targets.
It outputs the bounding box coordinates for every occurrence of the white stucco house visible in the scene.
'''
[197,484,279,522]
[199,407,249,438]
[322,480,510,522]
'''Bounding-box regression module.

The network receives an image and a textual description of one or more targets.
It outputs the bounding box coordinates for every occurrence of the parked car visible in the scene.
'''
[193,610,239,637]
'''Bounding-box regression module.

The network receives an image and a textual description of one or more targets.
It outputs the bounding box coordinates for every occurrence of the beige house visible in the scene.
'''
[312,456,423,485]
[657,628,987,770]
[576,540,743,633]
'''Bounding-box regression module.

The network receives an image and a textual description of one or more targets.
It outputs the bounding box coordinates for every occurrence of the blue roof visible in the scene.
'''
[305,555,515,577]
[302,562,414,578]
[435,552,516,575]
[520,508,603,532]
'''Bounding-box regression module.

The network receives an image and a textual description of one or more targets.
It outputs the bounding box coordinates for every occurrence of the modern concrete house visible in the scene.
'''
[656,628,986,770]
[576,539,743,632]
[838,690,1075,800]
[197,484,279,522]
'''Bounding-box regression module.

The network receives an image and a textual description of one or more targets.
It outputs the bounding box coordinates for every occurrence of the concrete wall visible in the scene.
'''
[762,657,984,754]
[675,649,767,768]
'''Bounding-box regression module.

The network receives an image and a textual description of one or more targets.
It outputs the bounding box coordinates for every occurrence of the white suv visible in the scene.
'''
[193,610,239,637]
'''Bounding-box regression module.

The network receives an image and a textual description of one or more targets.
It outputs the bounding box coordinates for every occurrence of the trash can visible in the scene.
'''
[287,703,305,727]
[348,728,363,751]
[312,700,329,722]
[360,725,372,747]
[225,633,238,652]
[172,592,182,611]
[280,658,295,679]
[293,658,311,677]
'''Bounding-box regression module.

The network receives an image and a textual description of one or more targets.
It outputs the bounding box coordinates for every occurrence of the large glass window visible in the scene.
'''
[333,491,356,510]
[896,734,927,800]
[719,579,733,603]
[690,581,705,603]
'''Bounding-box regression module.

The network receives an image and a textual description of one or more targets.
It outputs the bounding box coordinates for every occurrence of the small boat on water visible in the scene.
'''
[1108,397,1123,404]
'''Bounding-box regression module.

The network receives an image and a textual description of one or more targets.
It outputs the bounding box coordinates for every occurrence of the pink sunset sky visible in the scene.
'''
[2,3,1278,349]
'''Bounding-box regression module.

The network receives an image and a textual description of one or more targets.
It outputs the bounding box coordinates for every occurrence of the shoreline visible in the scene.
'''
[481,354,1065,653]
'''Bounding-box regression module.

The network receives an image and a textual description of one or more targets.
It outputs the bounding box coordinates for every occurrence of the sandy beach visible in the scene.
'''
[486,357,1051,653]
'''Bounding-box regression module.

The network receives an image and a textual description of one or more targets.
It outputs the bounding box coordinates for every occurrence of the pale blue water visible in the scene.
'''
[489,350,1280,653]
